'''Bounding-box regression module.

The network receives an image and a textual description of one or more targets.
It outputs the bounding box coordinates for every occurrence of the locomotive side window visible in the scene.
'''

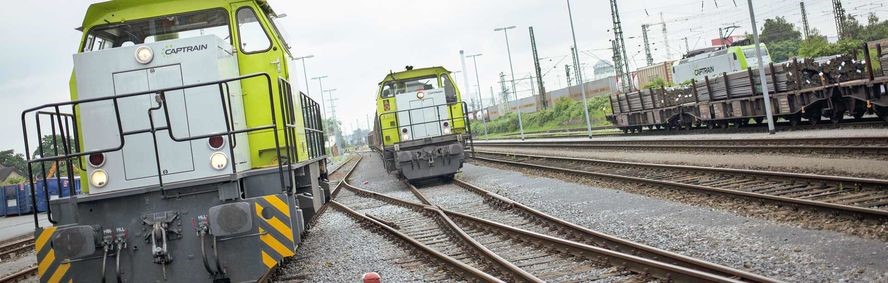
[81,9,230,52]
[441,74,457,103]
[236,8,272,53]
[381,84,395,98]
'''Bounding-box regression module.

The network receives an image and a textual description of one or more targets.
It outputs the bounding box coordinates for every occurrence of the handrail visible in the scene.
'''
[20,72,297,229]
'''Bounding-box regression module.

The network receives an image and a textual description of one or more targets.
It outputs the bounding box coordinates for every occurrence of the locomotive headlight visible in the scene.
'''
[210,152,229,170]
[90,170,109,188]
[416,91,425,99]
[134,46,154,64]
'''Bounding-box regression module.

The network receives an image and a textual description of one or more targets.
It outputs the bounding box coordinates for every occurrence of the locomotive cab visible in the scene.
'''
[374,66,472,181]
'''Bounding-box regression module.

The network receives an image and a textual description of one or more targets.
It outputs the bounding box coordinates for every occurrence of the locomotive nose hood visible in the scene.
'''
[73,35,250,193]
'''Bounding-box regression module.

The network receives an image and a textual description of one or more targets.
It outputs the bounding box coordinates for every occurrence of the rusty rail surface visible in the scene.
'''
[473,151,888,219]
[343,180,769,282]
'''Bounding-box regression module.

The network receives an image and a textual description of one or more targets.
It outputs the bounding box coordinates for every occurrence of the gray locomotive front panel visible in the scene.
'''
[41,186,303,282]
[393,135,465,180]
[73,35,250,194]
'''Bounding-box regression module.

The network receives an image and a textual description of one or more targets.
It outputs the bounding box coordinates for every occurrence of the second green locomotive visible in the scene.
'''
[371,66,472,182]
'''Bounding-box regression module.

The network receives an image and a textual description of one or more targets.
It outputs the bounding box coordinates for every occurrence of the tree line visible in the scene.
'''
[761,13,888,62]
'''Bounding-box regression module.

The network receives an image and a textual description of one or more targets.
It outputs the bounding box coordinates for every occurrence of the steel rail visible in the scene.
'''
[340,181,542,282]
[479,120,886,140]
[0,237,35,257]
[451,179,779,283]
[328,155,364,199]
[329,200,505,283]
[442,209,746,283]
[477,135,888,145]
[347,181,757,282]
[472,151,888,218]
[473,136,888,154]
[312,154,363,227]
[0,266,37,282]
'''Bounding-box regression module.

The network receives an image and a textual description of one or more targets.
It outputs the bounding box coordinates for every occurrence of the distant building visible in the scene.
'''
[593,60,615,80]
[0,166,23,184]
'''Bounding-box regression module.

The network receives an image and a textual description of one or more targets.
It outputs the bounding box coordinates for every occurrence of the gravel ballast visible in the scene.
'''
[277,153,462,282]
[276,209,432,282]
[458,163,888,282]
[345,152,423,203]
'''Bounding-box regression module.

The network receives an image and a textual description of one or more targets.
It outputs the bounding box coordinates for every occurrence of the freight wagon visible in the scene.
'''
[608,43,888,132]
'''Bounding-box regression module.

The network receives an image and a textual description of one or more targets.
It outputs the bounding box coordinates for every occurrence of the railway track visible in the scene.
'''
[417,179,777,282]
[474,135,888,157]
[333,188,515,282]
[0,236,37,282]
[0,236,34,259]
[480,119,886,140]
[332,162,777,282]
[0,266,37,282]
[472,151,888,219]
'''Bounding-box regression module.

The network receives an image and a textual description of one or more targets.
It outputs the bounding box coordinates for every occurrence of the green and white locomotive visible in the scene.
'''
[21,0,327,282]
[370,66,473,182]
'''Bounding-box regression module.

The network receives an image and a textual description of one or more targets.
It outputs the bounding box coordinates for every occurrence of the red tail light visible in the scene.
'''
[208,135,225,150]
[88,153,105,168]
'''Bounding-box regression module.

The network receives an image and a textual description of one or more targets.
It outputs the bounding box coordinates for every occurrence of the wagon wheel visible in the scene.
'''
[831,111,845,125]
[830,103,846,125]
[753,117,764,124]
[877,106,888,124]
[789,115,801,127]
[852,111,865,120]
[808,114,821,125]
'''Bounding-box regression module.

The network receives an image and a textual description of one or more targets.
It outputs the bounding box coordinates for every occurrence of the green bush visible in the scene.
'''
[477,96,613,136]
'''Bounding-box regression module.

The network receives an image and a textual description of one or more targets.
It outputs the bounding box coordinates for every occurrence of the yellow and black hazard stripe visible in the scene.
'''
[35,227,71,283]
[254,194,296,270]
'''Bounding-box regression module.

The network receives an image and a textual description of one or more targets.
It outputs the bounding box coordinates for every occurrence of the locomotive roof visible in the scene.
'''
[79,0,277,31]
[378,66,452,85]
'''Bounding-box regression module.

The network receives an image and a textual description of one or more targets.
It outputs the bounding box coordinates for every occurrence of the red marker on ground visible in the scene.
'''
[362,272,381,283]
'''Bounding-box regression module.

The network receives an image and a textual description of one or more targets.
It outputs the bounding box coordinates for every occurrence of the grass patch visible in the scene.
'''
[472,96,613,138]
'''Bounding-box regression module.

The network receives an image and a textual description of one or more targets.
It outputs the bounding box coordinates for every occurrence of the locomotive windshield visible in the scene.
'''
[381,76,439,98]
[82,9,230,52]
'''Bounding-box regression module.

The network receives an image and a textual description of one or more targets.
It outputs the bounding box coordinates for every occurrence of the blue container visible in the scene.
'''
[31,178,81,213]
[3,184,32,216]
[0,186,6,216]
[57,177,82,198]
[34,180,57,213]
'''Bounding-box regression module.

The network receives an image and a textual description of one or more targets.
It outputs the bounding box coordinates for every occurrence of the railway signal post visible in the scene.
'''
[494,25,525,140]
[747,0,777,134]
[566,0,595,139]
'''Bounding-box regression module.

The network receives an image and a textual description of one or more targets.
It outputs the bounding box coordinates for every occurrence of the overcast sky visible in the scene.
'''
[1,0,884,154]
